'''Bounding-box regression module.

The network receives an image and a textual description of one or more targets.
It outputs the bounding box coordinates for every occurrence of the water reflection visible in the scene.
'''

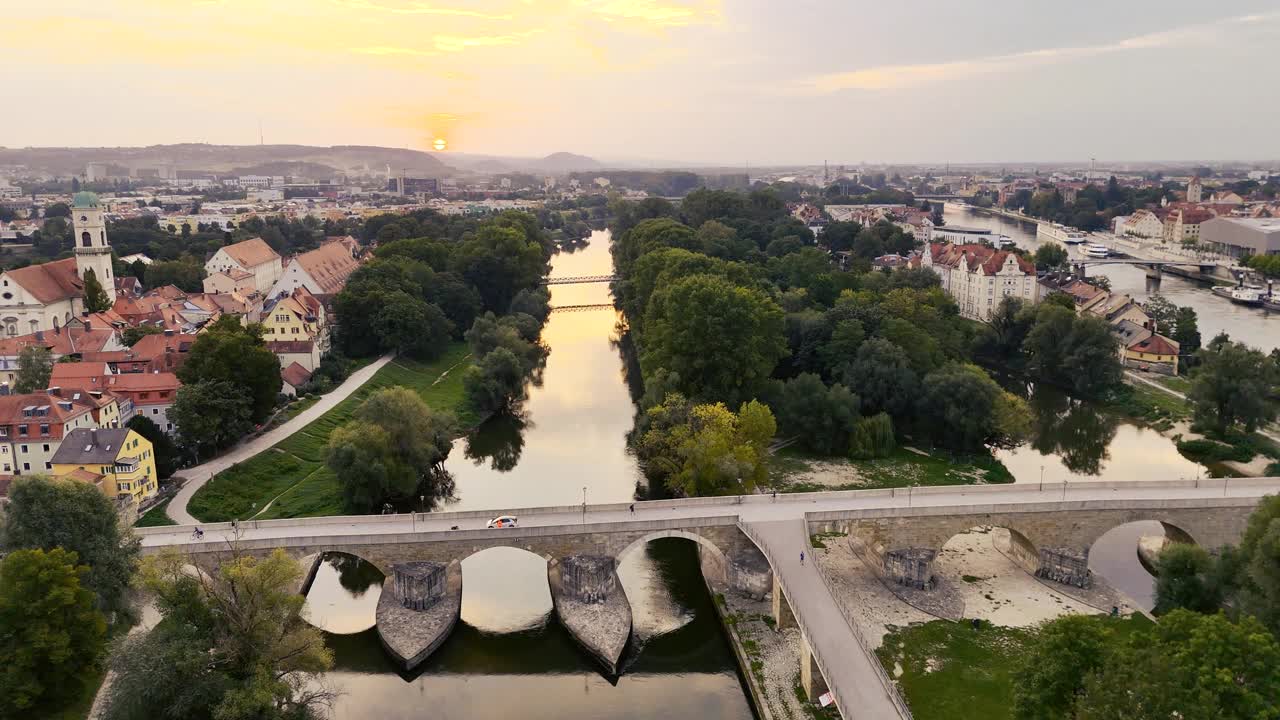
[1089,521,1165,611]
[464,414,529,472]
[1025,387,1118,476]
[309,536,752,720]
[441,230,644,512]
[302,553,384,635]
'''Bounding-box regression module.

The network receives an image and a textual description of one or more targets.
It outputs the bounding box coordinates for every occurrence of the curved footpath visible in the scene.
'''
[1126,371,1280,445]
[165,354,393,524]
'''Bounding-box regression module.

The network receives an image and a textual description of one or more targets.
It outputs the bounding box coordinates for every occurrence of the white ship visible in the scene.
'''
[1083,243,1110,258]
[1037,223,1088,245]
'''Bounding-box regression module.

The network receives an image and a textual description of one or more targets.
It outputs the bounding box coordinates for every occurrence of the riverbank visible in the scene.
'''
[185,344,475,522]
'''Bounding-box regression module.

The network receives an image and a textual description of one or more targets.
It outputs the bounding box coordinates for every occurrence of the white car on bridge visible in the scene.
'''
[486,515,519,528]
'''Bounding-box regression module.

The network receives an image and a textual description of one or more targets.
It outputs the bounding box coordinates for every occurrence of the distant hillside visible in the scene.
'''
[534,152,601,172]
[0,143,454,178]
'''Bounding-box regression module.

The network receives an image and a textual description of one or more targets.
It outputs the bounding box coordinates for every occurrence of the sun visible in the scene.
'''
[432,138,447,151]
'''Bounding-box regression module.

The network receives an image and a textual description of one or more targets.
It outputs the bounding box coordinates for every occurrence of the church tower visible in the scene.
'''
[72,191,115,294]
[1187,176,1203,204]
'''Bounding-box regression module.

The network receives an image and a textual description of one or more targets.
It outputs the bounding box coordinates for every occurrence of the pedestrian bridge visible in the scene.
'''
[139,478,1280,720]
[541,274,616,285]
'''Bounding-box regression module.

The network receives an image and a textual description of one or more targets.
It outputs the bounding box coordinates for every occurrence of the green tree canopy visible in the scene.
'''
[639,398,776,497]
[170,379,255,458]
[1187,339,1279,434]
[1012,614,1113,720]
[774,373,860,456]
[0,548,106,718]
[13,345,53,394]
[178,315,281,423]
[103,548,334,720]
[642,274,786,403]
[1153,543,1225,615]
[373,291,453,360]
[82,267,112,313]
[1,476,140,617]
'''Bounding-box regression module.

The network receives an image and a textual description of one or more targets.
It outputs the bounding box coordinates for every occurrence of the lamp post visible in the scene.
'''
[582,486,587,525]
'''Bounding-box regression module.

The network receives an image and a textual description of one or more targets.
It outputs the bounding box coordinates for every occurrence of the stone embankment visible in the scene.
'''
[548,555,632,674]
[376,560,462,671]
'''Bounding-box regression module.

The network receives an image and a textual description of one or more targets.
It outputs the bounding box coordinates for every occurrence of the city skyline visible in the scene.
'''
[5,1,1280,164]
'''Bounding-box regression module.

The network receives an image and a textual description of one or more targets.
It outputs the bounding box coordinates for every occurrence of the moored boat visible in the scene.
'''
[1212,284,1265,306]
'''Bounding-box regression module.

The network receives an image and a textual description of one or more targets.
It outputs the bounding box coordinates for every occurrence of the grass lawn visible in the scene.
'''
[770,446,1013,492]
[878,615,1154,720]
[1107,381,1190,431]
[134,497,177,527]
[187,343,474,522]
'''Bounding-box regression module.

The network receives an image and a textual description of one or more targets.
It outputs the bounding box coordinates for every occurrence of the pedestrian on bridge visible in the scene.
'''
[629,504,635,514]
[800,551,805,565]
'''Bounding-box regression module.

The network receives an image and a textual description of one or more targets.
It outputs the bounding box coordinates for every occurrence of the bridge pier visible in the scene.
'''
[1036,546,1092,588]
[799,633,829,702]
[884,548,937,589]
[548,555,632,674]
[771,572,796,629]
[375,560,463,671]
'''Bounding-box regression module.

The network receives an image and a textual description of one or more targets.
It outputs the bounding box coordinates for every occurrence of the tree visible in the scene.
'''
[44,201,71,218]
[13,345,53,393]
[449,222,547,311]
[836,338,919,421]
[1152,543,1224,615]
[178,315,281,423]
[1032,243,1068,271]
[1024,305,1121,399]
[0,548,106,718]
[127,415,181,478]
[1076,611,1280,720]
[1236,495,1280,635]
[463,347,528,415]
[917,363,1030,452]
[1,476,140,618]
[774,373,860,455]
[103,549,334,720]
[974,297,1035,372]
[1142,293,1178,330]
[122,324,163,347]
[327,387,457,512]
[144,259,204,292]
[848,413,895,459]
[82,267,112,313]
[170,380,254,457]
[642,274,787,403]
[1172,306,1201,357]
[1188,340,1278,434]
[373,292,452,360]
[1012,614,1112,720]
[654,400,776,497]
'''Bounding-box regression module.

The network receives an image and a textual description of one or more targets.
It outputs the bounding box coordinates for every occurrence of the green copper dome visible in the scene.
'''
[72,191,100,208]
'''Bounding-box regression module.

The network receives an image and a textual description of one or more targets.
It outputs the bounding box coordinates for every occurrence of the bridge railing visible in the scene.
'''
[736,521,914,720]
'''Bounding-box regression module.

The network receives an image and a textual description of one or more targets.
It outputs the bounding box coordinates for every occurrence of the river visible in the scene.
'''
[301,232,755,720]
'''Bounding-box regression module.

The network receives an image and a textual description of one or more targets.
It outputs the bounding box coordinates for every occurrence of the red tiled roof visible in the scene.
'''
[290,241,360,295]
[50,362,112,382]
[1130,334,1179,355]
[4,258,83,303]
[929,243,1035,275]
[219,238,280,269]
[0,328,119,357]
[281,361,312,389]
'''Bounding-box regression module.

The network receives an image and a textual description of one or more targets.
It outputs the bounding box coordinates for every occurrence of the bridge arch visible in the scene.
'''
[616,529,732,587]
[938,524,1041,577]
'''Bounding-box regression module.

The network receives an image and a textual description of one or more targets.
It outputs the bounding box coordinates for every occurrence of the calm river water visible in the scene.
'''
[302,232,754,720]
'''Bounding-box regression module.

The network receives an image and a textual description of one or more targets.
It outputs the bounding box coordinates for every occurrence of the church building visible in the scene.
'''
[0,192,117,336]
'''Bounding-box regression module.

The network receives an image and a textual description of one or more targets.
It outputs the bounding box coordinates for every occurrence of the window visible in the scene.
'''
[17,424,26,436]
[41,444,49,452]
[19,444,27,453]
[152,409,159,415]
[39,424,48,436]
[44,462,50,470]
[22,462,29,471]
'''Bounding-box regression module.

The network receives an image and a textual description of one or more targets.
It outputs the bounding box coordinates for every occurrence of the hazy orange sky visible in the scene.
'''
[5,1,1280,164]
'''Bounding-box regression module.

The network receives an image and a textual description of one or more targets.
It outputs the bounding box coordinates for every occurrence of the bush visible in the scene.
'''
[1175,438,1253,463]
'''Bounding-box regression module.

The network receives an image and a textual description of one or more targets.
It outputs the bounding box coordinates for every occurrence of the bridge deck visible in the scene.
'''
[742,519,911,719]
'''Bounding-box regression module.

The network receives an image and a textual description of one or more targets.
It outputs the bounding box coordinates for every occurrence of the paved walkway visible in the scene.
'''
[742,518,911,719]
[165,354,393,524]
[1126,370,1280,445]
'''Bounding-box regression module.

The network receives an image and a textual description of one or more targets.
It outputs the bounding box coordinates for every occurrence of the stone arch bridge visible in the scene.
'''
[140,478,1280,720]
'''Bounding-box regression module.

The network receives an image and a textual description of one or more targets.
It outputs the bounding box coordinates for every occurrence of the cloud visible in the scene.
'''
[804,11,1280,94]
[354,29,542,56]
[330,0,514,20]
[573,0,720,27]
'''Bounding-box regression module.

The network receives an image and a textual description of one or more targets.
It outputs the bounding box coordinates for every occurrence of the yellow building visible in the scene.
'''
[51,427,158,505]
[1123,334,1180,377]
[259,286,327,348]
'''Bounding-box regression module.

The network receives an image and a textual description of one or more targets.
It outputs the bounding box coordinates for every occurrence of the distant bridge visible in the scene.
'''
[1070,257,1241,281]
[549,303,615,313]
[542,274,616,285]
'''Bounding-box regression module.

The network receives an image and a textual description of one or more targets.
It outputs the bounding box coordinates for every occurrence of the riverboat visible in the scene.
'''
[1037,223,1088,245]
[1211,284,1265,306]
[1084,243,1110,258]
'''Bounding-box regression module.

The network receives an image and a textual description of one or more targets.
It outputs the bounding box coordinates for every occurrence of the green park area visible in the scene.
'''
[877,615,1153,720]
[186,343,474,522]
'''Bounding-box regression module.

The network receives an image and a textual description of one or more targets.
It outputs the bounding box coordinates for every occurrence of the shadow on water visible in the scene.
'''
[1024,386,1118,476]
